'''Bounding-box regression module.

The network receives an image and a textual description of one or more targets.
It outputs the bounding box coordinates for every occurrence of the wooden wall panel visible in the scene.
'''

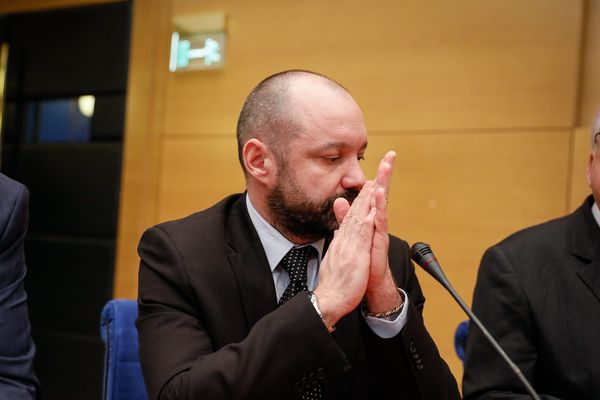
[365,129,570,380]
[154,128,571,380]
[578,0,600,125]
[113,0,172,298]
[5,0,594,387]
[165,0,582,136]
[115,0,590,386]
[158,137,245,222]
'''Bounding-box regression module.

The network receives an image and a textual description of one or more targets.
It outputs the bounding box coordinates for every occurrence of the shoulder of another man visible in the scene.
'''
[482,197,594,274]
[493,200,587,254]
[0,173,28,203]
[0,173,29,248]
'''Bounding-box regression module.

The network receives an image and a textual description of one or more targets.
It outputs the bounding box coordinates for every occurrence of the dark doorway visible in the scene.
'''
[0,2,131,398]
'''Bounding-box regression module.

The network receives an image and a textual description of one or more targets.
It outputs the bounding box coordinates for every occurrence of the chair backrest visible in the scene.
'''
[454,320,469,362]
[100,299,148,400]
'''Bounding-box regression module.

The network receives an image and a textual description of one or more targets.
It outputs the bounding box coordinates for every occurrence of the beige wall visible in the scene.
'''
[5,0,598,386]
[115,0,599,384]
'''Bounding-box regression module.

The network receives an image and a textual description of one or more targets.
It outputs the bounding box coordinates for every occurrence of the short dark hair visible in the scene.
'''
[235,70,348,171]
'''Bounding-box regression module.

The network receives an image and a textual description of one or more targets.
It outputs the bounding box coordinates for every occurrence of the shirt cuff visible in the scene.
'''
[363,288,409,339]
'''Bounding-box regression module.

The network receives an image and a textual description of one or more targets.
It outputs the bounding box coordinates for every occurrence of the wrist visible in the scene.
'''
[364,288,405,318]
[365,283,403,315]
[307,292,335,333]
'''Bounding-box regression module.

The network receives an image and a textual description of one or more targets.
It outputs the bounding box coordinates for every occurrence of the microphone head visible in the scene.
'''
[410,242,433,267]
[410,241,452,290]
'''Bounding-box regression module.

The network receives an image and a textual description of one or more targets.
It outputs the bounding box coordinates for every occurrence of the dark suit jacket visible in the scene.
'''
[137,194,459,400]
[463,195,600,400]
[0,173,38,399]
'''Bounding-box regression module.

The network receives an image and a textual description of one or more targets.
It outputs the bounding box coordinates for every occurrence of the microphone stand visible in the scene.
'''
[411,242,541,400]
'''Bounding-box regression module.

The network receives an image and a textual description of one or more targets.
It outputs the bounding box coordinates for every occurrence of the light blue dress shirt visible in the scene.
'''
[592,202,600,228]
[246,194,408,338]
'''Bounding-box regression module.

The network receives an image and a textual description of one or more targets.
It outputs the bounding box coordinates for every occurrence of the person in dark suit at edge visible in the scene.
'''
[463,109,600,399]
[136,70,460,400]
[0,173,39,399]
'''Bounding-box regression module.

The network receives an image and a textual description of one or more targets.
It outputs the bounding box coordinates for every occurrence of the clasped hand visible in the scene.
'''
[315,151,402,327]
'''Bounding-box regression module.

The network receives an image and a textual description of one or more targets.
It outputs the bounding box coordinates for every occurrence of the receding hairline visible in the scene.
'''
[257,69,349,94]
[235,70,353,171]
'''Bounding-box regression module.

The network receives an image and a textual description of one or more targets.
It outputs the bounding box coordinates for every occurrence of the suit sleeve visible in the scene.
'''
[362,237,460,399]
[462,245,561,400]
[0,184,38,399]
[136,226,351,400]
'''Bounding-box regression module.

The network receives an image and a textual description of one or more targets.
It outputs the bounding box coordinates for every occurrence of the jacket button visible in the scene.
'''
[409,341,417,354]
[302,377,310,389]
[416,363,424,370]
[316,368,326,380]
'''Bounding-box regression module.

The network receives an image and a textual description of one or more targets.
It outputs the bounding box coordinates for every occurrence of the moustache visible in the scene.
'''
[326,188,360,208]
[340,188,360,203]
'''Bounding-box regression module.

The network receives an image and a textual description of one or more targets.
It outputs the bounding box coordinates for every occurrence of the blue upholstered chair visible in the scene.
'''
[454,320,469,362]
[100,299,148,400]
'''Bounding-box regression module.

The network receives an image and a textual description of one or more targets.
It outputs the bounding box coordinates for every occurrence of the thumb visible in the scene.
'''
[333,197,351,224]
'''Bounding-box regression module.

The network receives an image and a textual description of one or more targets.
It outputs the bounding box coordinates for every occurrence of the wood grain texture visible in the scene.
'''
[569,127,595,211]
[5,0,593,386]
[157,136,245,222]
[113,0,172,298]
[164,0,582,136]
[578,0,600,126]
[112,0,589,386]
[151,128,571,381]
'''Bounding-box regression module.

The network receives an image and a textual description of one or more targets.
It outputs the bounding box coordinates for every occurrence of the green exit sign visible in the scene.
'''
[169,31,226,72]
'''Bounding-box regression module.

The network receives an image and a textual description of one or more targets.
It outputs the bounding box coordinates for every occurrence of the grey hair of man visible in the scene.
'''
[236,70,350,173]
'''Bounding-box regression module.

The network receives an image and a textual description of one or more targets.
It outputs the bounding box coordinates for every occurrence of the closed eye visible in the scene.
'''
[321,155,341,163]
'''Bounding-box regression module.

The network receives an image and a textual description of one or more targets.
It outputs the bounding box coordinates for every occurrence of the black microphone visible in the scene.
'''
[410,242,541,400]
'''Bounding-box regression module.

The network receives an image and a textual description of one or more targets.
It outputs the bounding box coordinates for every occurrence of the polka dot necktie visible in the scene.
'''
[278,246,324,400]
[278,246,317,306]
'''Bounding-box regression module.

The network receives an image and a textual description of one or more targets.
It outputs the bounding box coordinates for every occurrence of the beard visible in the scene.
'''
[267,167,359,242]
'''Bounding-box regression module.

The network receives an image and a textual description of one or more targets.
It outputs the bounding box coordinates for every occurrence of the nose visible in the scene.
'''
[341,158,367,190]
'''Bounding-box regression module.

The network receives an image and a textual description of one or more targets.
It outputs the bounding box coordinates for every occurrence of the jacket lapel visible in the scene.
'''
[572,196,600,305]
[225,195,278,330]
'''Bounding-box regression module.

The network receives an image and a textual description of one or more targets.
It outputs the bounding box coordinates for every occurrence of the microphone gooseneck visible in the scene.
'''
[410,242,541,400]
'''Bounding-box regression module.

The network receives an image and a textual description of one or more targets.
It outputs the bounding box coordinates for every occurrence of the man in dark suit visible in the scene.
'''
[137,70,459,400]
[463,113,600,399]
[0,173,38,399]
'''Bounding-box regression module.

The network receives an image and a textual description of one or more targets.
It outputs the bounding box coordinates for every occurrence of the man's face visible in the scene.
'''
[266,82,368,242]
[267,157,360,240]
[587,139,600,206]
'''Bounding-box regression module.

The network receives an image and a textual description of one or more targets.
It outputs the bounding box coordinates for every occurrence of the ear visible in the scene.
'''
[242,138,277,186]
[586,152,595,187]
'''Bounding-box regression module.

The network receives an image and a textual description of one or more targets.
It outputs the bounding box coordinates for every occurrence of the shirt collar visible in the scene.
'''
[592,201,600,229]
[246,194,324,273]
